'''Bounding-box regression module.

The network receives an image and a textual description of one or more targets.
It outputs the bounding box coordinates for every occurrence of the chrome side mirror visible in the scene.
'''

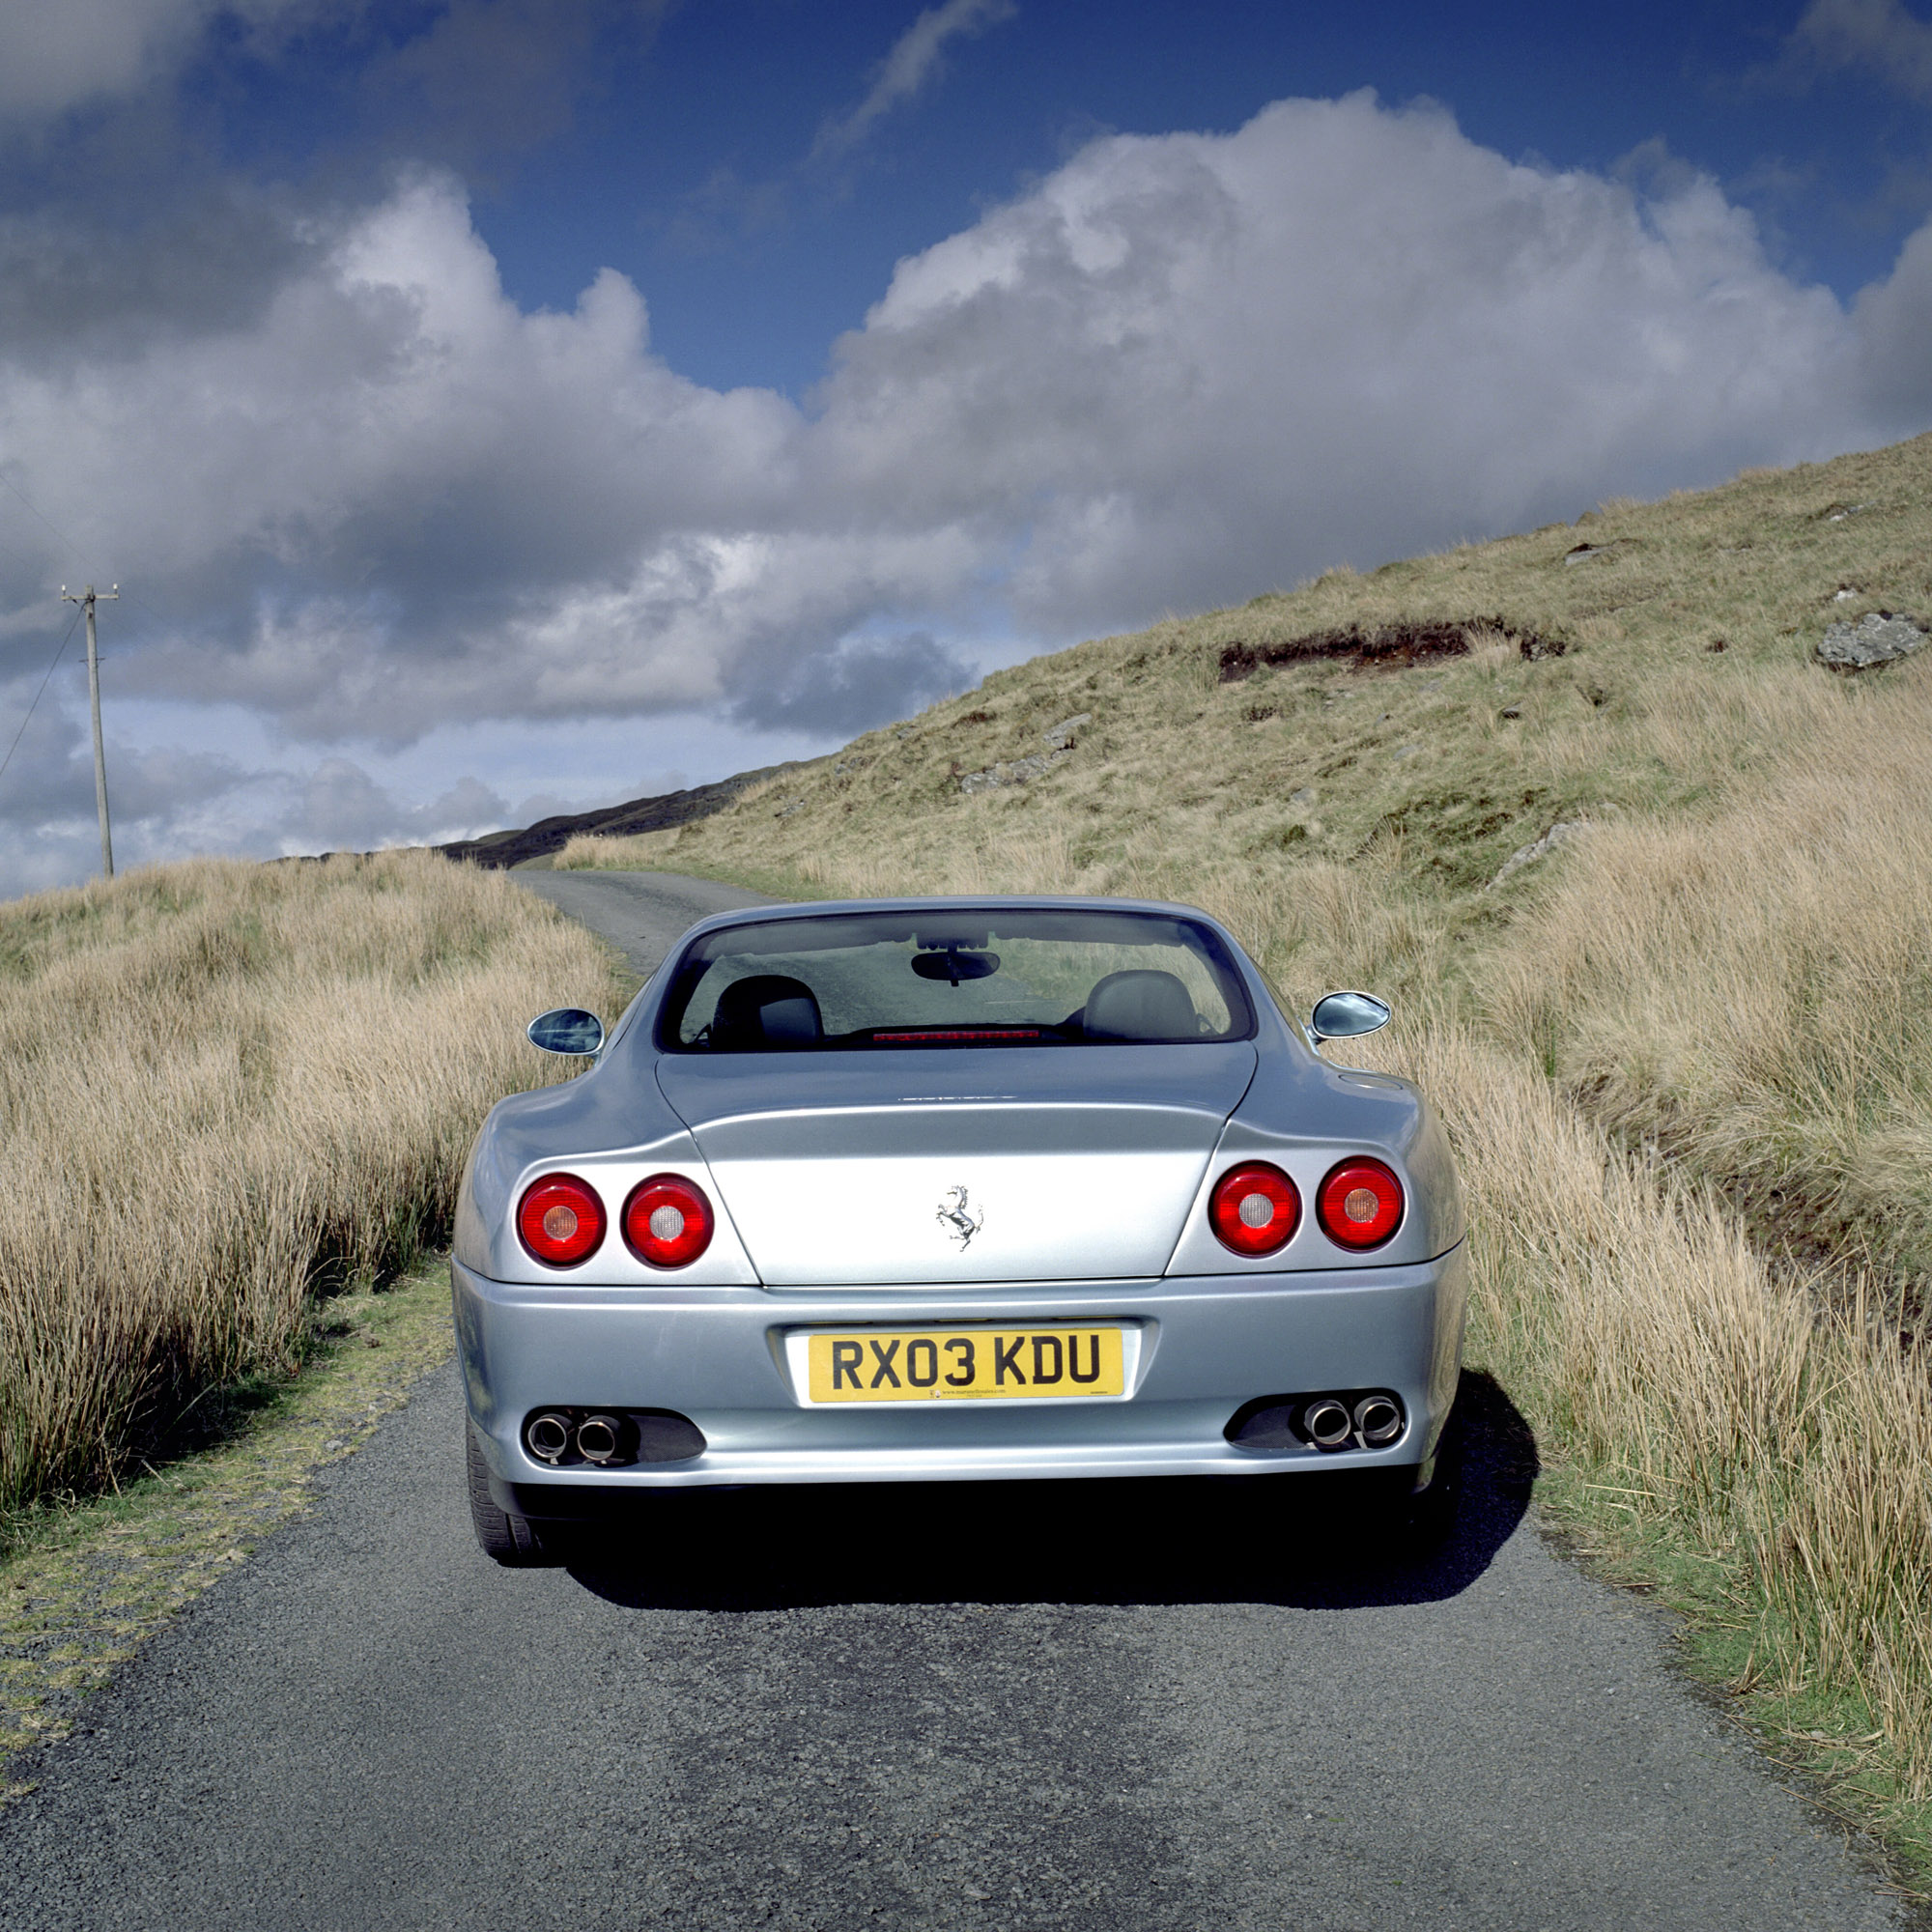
[1310,990,1391,1042]
[526,1008,605,1056]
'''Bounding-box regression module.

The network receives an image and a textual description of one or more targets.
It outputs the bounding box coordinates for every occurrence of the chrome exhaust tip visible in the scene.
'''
[1301,1396,1354,1451]
[576,1413,624,1465]
[526,1411,573,1463]
[1353,1394,1404,1447]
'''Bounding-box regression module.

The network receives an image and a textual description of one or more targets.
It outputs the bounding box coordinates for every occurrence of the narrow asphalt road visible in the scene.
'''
[0,872,1907,1931]
[510,865,782,980]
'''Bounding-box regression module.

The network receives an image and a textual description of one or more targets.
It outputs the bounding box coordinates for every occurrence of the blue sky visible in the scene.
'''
[0,0,1929,895]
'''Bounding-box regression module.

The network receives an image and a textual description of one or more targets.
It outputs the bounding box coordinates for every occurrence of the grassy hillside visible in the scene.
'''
[562,432,1932,1879]
[0,852,623,1520]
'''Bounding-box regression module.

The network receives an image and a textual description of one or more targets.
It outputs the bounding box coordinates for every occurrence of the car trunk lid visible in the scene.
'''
[655,1044,1257,1285]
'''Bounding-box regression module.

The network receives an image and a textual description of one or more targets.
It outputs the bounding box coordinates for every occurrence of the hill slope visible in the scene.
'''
[576,435,1924,904]
[435,760,808,869]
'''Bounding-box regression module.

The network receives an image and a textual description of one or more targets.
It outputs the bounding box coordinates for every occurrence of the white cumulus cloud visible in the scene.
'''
[806,93,1893,634]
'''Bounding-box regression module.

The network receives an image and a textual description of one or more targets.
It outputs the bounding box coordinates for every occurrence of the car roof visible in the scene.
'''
[669,893,1236,945]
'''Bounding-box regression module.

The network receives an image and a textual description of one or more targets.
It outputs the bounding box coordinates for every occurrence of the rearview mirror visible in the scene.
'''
[910,949,1001,983]
[526,1008,605,1056]
[1309,990,1391,1042]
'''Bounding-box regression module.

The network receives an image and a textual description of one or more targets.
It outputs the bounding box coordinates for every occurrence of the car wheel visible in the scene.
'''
[466,1420,561,1568]
[1396,1407,1464,1547]
[1323,1412,1463,1548]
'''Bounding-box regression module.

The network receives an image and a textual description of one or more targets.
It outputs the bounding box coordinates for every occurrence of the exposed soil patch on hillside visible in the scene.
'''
[1217,615,1563,681]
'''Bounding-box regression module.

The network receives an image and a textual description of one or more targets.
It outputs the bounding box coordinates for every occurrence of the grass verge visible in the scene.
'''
[0,1257,454,1798]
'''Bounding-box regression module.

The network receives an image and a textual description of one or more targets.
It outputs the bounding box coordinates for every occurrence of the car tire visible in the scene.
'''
[1324,1411,1463,1548]
[1397,1406,1464,1547]
[466,1420,561,1568]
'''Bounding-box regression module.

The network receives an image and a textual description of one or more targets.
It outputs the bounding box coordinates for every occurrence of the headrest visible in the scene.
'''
[710,974,823,1048]
[1082,969,1200,1042]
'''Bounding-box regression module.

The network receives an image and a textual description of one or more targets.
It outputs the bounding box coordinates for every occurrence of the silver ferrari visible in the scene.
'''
[452,896,1468,1565]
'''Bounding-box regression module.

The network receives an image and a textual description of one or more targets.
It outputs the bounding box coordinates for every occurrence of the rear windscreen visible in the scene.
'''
[658,908,1255,1051]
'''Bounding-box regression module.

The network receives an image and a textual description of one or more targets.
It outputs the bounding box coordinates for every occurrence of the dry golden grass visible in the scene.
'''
[561,429,1932,1860]
[1488,665,1932,1283]
[1406,1025,1932,1809]
[0,850,619,1514]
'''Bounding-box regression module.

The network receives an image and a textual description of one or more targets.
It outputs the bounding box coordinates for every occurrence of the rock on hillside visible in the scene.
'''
[1815,610,1926,671]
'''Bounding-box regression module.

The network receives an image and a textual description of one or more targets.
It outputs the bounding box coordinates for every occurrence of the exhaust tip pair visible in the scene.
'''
[1301,1392,1404,1451]
[1224,1388,1406,1453]
[526,1409,626,1465]
[518,1406,709,1467]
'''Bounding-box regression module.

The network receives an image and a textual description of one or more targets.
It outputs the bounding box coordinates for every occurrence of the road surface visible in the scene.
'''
[0,870,1904,1931]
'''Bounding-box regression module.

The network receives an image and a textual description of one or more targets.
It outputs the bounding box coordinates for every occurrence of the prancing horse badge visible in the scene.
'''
[936,1185,984,1249]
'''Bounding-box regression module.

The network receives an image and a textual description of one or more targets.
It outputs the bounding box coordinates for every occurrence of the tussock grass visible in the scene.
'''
[1411,1026,1932,1820]
[1489,667,1932,1287]
[562,429,1932,1871]
[0,851,618,1516]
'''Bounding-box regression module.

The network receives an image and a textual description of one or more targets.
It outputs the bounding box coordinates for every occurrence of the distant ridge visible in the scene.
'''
[435,761,806,870]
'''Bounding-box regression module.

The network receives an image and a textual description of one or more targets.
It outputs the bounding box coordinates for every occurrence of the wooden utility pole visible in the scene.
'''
[60,583,118,878]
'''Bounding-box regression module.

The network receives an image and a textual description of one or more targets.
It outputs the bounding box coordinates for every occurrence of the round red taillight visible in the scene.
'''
[1208,1162,1301,1257]
[623,1173,716,1268]
[1317,1157,1404,1249]
[517,1174,606,1267]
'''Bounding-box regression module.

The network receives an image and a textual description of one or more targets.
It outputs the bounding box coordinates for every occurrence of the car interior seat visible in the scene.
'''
[1081,969,1200,1041]
[709,974,823,1048]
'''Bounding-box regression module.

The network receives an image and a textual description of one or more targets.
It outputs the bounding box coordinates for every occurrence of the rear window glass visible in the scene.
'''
[658,908,1254,1051]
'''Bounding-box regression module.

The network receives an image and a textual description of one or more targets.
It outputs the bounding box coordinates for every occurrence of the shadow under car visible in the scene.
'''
[562,1369,1538,1614]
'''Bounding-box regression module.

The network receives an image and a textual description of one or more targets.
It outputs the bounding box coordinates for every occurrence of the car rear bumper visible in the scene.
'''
[453,1242,1467,1496]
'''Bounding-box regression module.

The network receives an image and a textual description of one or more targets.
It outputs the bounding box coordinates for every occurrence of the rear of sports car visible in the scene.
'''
[451,898,1468,1562]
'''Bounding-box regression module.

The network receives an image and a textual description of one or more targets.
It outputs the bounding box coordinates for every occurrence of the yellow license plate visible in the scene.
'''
[806,1326,1125,1403]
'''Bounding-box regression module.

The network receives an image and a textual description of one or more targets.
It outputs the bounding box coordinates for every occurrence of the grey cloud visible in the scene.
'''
[292,756,514,849]
[360,0,674,175]
[424,774,511,832]
[0,0,337,124]
[97,743,259,821]
[0,685,270,897]
[0,687,97,827]
[1856,218,1932,410]
[0,1,659,387]
[0,696,253,840]
[0,192,313,371]
[0,0,650,154]
[1785,0,1932,101]
[730,630,972,733]
[0,675,515,895]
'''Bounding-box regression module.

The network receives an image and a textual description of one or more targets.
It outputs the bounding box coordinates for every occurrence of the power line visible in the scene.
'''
[0,606,84,789]
[0,471,174,633]
[0,469,87,571]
